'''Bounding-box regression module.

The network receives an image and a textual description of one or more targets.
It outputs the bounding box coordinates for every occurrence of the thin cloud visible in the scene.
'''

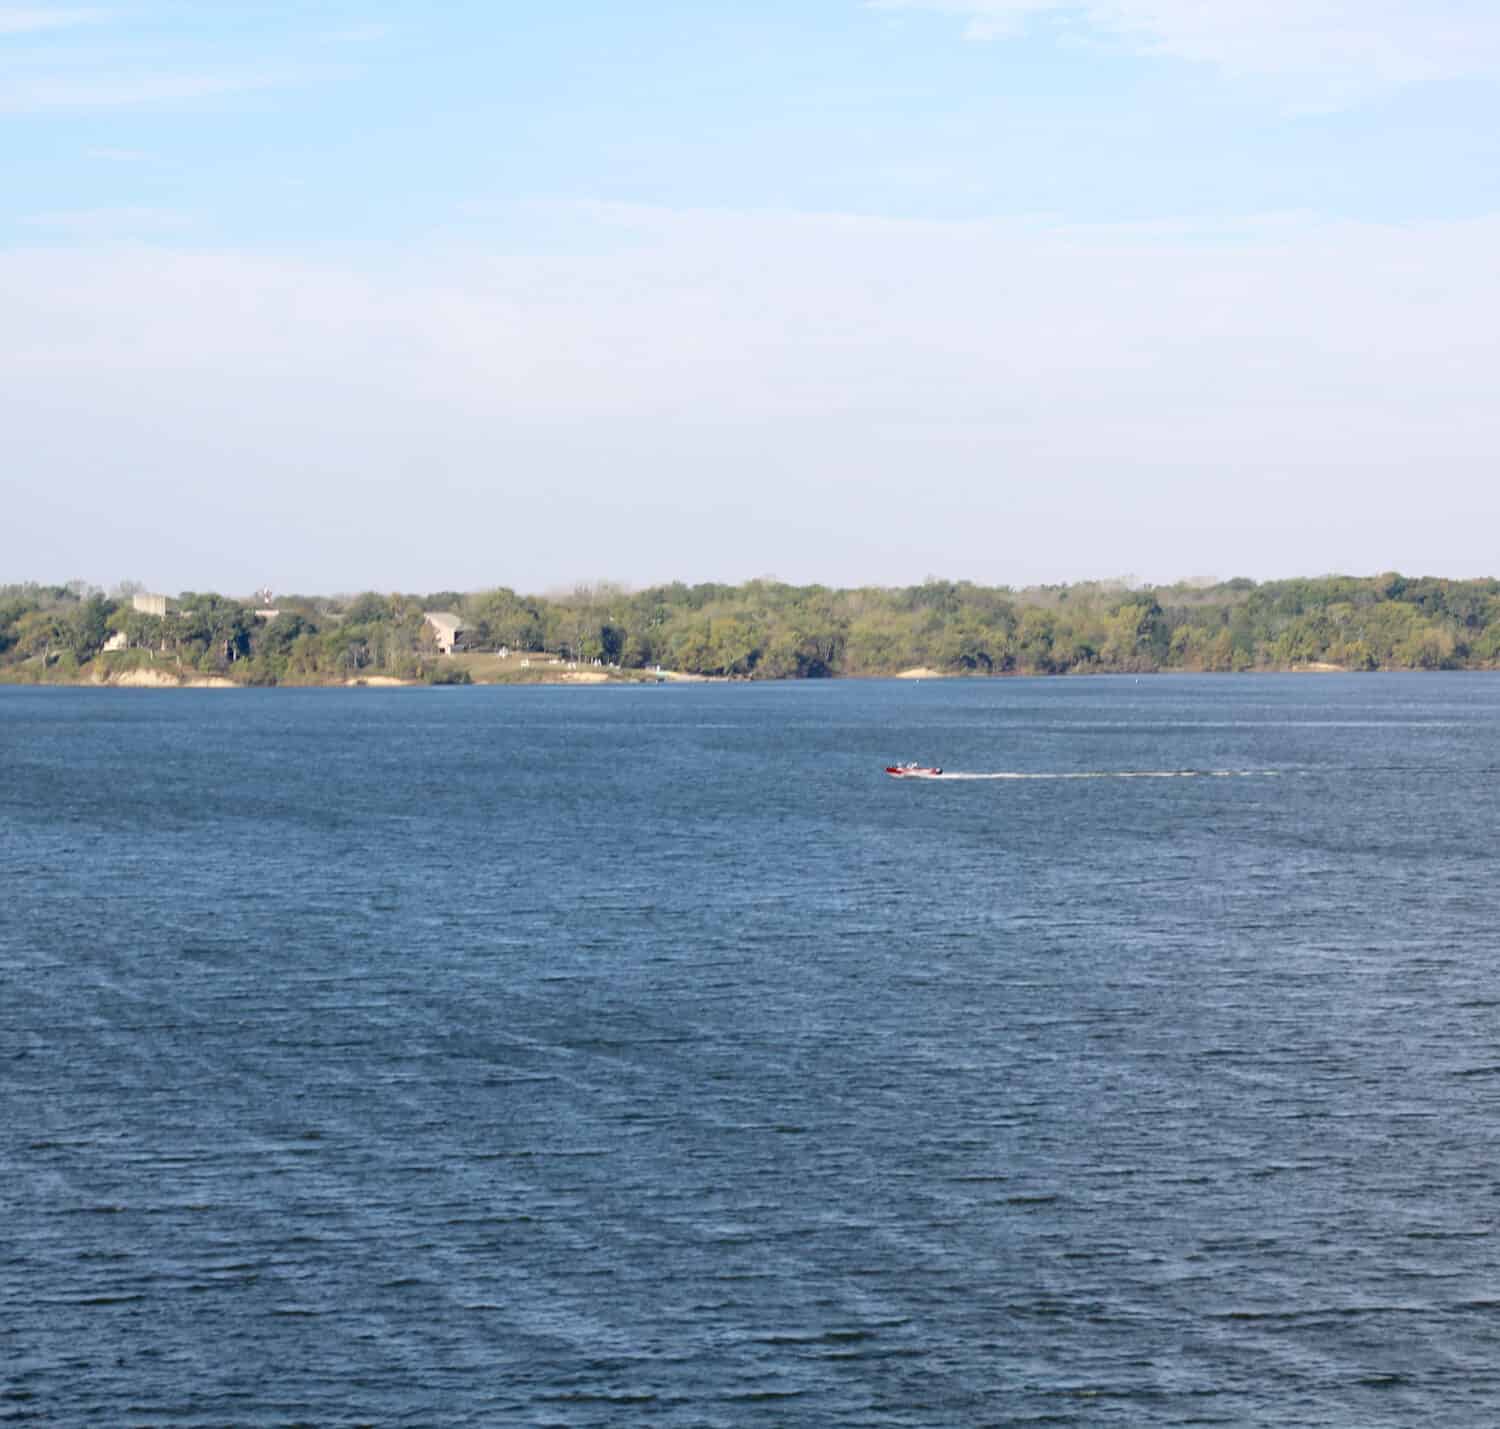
[3,203,1498,582]
[319,22,394,44]
[870,0,1046,40]
[21,205,190,234]
[0,7,104,35]
[0,67,298,112]
[0,8,347,112]
[84,145,154,162]
[870,0,1500,96]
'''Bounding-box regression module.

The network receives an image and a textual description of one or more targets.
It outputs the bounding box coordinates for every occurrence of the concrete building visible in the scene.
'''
[424,611,466,654]
[132,592,169,617]
[103,631,129,652]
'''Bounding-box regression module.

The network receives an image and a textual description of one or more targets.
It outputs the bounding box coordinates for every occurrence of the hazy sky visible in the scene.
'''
[4,1,1498,595]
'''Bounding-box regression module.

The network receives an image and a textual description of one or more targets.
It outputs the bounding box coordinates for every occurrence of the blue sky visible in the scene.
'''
[5,1,1500,592]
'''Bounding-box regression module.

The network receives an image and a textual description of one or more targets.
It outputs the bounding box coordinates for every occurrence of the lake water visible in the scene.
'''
[5,675,1500,1426]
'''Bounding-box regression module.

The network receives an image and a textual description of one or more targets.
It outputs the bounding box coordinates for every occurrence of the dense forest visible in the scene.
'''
[3,573,1500,685]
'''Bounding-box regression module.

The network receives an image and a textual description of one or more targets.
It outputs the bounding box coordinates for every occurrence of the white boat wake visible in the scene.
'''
[922,769,1282,781]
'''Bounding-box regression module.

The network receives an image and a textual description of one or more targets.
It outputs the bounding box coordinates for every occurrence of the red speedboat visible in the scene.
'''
[886,763,943,778]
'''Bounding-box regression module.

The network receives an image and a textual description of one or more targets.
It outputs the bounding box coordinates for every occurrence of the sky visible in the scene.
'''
[3,1,1499,595]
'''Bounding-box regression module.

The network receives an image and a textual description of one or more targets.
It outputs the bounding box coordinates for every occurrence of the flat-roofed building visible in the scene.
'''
[132,592,169,618]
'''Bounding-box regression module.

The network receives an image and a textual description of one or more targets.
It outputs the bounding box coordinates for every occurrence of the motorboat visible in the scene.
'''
[885,763,943,778]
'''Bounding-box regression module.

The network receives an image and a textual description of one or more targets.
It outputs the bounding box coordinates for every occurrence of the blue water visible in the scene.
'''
[5,675,1500,1425]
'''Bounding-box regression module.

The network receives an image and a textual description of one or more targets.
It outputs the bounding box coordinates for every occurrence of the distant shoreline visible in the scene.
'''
[8,662,1476,691]
[6,575,1495,684]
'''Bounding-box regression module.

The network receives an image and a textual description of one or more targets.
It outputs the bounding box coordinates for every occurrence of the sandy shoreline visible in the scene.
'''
[109,668,237,689]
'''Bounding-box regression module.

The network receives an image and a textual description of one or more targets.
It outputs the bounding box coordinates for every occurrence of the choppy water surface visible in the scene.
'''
[5,675,1500,1426]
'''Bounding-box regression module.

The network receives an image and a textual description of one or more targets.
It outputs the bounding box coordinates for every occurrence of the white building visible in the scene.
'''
[424,611,466,654]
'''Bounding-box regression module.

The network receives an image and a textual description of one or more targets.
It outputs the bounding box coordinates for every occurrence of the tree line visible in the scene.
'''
[4,573,1500,684]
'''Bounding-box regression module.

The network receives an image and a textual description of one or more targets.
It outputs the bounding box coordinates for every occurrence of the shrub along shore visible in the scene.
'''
[3,574,1498,687]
